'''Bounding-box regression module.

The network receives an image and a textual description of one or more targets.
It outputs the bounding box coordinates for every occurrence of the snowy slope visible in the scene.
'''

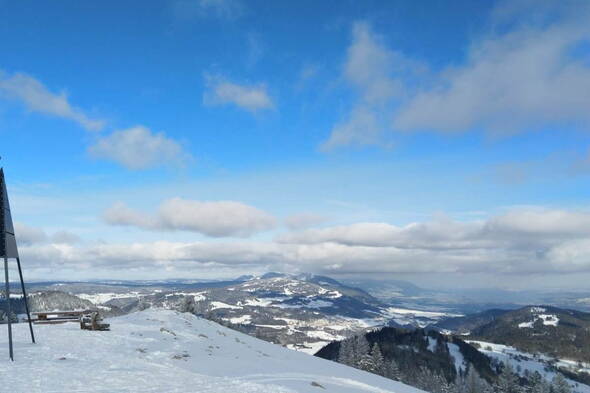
[0,309,424,393]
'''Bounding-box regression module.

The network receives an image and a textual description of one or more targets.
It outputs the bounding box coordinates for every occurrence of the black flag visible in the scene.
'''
[0,168,19,258]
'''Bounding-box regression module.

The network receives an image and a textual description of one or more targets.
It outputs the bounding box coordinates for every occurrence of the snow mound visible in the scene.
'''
[1,309,423,393]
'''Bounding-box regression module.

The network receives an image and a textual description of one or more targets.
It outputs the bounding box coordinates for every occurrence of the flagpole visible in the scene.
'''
[4,256,13,361]
[16,257,35,343]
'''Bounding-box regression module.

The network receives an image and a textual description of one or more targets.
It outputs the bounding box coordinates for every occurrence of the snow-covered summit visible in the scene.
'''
[1,309,423,393]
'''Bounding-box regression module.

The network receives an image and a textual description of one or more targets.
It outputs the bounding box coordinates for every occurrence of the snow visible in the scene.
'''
[242,298,274,307]
[256,324,284,329]
[286,341,334,355]
[518,313,560,328]
[539,314,559,326]
[382,307,459,319]
[313,288,342,299]
[447,343,466,374]
[165,292,207,302]
[0,309,424,393]
[426,337,437,353]
[229,315,252,324]
[530,307,547,313]
[468,340,590,393]
[210,301,243,310]
[77,292,140,304]
[305,330,346,341]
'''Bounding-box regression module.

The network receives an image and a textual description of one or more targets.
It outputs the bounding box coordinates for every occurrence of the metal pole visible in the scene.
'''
[16,258,34,344]
[4,256,13,361]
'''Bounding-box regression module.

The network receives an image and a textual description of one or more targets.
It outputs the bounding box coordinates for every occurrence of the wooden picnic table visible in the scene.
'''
[32,310,92,324]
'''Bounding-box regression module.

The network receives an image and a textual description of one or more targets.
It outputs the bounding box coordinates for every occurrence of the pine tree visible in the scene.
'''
[461,367,488,393]
[496,363,522,393]
[354,334,370,357]
[337,338,355,367]
[528,371,550,393]
[415,367,456,393]
[353,334,373,371]
[369,343,385,375]
[551,374,572,393]
[386,358,402,381]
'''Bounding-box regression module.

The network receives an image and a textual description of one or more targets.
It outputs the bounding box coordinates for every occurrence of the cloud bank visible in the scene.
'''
[17,207,590,282]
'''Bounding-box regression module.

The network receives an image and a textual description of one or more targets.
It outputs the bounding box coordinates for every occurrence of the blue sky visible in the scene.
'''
[1,0,590,289]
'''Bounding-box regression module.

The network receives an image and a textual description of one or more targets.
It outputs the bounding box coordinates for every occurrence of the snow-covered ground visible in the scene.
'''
[1,309,424,393]
[468,340,590,393]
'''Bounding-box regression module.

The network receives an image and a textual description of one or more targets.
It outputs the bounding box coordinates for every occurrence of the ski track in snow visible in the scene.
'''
[0,309,424,393]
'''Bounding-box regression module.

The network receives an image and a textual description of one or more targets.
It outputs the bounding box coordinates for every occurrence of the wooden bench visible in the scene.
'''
[32,310,91,325]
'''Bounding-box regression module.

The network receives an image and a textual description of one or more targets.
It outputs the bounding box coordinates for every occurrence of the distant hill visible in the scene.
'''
[434,305,590,364]
[316,327,497,389]
[315,324,590,393]
[434,309,511,334]
[470,306,590,363]
[2,274,455,354]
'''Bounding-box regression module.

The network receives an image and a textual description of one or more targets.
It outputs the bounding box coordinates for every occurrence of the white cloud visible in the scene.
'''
[88,126,192,170]
[14,222,48,246]
[104,198,277,237]
[321,22,422,150]
[50,230,81,245]
[14,222,80,246]
[204,75,274,113]
[284,213,328,230]
[394,17,590,132]
[0,71,104,131]
[103,202,156,229]
[325,2,590,148]
[174,0,244,20]
[343,22,404,104]
[321,106,383,150]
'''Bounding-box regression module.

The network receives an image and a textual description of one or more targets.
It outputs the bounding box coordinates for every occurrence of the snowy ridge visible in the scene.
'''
[1,309,424,393]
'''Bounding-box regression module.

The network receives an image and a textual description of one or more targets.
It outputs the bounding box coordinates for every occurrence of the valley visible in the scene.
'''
[3,273,590,392]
